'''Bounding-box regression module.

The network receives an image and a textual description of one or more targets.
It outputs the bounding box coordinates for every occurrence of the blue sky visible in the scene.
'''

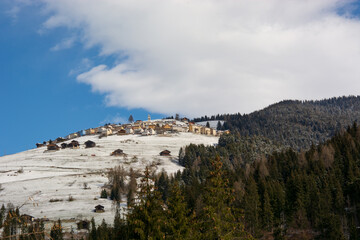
[0,2,164,155]
[2,0,360,155]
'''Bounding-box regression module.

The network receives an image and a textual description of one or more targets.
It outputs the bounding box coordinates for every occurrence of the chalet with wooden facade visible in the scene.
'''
[85,140,96,148]
[160,150,171,156]
[47,144,60,151]
[111,149,125,156]
[94,205,105,213]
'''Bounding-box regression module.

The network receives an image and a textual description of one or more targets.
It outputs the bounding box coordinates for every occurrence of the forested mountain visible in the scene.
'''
[173,123,360,239]
[4,123,359,239]
[195,96,360,150]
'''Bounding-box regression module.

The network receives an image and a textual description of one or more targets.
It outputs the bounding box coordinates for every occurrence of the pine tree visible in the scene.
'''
[89,217,97,240]
[156,171,169,201]
[261,188,273,231]
[198,156,252,239]
[244,176,260,236]
[206,121,210,128]
[3,208,20,239]
[127,168,137,207]
[97,219,110,240]
[50,219,63,240]
[318,214,345,240]
[2,210,11,239]
[113,207,126,240]
[165,181,190,239]
[127,166,166,240]
[128,115,134,123]
[100,189,108,199]
[0,204,5,228]
[217,121,222,130]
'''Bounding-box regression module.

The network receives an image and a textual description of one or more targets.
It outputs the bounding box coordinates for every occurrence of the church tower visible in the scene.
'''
[148,114,151,121]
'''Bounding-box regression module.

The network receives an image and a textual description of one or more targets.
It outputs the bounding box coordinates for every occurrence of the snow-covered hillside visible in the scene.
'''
[0,132,218,230]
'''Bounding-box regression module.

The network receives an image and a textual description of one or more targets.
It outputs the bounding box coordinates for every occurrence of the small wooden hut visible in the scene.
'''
[85,140,96,148]
[77,220,90,230]
[160,150,171,156]
[117,129,127,135]
[67,140,80,149]
[36,143,44,148]
[94,205,105,213]
[111,149,125,156]
[56,137,66,143]
[47,144,60,151]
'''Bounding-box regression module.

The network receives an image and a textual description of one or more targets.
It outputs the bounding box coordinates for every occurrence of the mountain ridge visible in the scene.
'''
[194,95,360,150]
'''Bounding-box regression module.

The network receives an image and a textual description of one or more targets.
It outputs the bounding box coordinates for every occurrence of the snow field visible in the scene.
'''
[0,132,218,231]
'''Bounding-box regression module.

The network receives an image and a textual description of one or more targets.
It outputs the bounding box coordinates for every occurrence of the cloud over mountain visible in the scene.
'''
[39,0,360,116]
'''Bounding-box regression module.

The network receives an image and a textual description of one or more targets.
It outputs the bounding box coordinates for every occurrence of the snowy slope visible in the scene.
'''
[0,132,218,230]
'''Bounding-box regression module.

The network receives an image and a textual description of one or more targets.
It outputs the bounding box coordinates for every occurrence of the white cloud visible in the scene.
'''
[50,37,75,51]
[38,0,360,116]
[5,0,32,22]
[69,58,93,76]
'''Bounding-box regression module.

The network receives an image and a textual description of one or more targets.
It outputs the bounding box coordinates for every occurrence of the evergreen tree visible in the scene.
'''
[0,204,5,228]
[318,214,345,240]
[128,115,134,123]
[89,217,97,240]
[127,168,137,207]
[2,210,11,239]
[2,208,20,239]
[217,121,222,130]
[198,156,252,239]
[113,207,126,240]
[50,219,63,240]
[156,171,169,201]
[165,182,190,239]
[127,167,166,239]
[100,189,108,199]
[261,188,273,231]
[206,121,210,128]
[97,219,110,240]
[244,176,260,236]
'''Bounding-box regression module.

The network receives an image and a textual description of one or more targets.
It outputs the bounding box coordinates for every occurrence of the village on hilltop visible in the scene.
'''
[36,115,229,149]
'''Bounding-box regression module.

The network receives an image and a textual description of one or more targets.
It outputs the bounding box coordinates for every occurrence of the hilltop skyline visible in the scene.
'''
[2,0,360,154]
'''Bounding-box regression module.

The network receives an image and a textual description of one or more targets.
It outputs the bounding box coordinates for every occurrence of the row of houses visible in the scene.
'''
[46,140,97,151]
[63,117,193,140]
[37,116,228,148]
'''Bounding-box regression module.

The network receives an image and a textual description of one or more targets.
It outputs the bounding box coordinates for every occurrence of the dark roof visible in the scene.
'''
[85,140,96,146]
[95,205,104,210]
[111,149,124,156]
[47,144,60,150]
[68,141,80,147]
[160,150,171,156]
